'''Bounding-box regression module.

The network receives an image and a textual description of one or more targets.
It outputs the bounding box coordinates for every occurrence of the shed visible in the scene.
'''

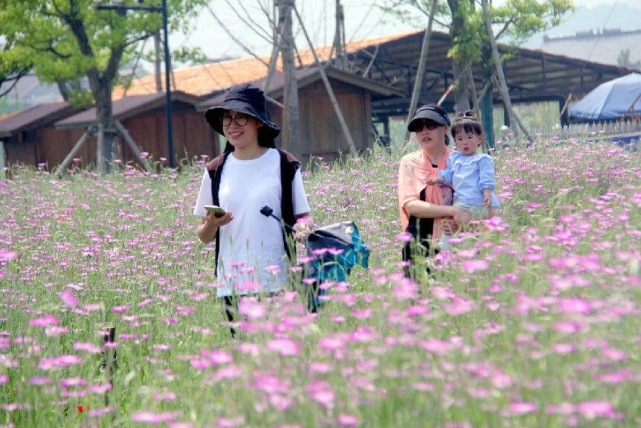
[0,101,85,170]
[196,66,401,164]
[55,91,210,167]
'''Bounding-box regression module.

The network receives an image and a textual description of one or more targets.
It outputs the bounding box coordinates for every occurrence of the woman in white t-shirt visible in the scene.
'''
[194,84,312,335]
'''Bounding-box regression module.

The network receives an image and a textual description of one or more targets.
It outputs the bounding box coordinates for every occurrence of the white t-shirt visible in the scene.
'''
[194,148,311,297]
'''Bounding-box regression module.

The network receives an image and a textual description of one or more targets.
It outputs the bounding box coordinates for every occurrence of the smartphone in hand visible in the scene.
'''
[204,205,226,218]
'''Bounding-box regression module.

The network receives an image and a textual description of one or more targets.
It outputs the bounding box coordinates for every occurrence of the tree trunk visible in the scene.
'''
[447,0,472,113]
[93,81,116,174]
[482,0,515,134]
[279,0,301,160]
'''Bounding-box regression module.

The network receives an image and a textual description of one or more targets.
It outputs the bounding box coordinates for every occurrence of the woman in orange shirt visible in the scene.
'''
[397,104,471,278]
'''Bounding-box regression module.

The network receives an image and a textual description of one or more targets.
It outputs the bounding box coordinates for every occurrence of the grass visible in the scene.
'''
[1,138,640,427]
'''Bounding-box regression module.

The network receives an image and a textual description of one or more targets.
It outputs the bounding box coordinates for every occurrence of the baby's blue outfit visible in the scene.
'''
[438,151,500,209]
[437,151,500,250]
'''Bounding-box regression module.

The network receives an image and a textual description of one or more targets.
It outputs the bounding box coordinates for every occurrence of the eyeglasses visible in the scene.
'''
[221,113,250,127]
[414,120,441,131]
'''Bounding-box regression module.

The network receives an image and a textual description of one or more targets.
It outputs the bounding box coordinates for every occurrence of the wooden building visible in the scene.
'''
[197,67,401,164]
[55,91,210,168]
[0,102,85,170]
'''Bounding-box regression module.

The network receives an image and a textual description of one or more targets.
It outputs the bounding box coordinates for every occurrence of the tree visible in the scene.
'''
[0,0,207,172]
[379,0,572,112]
[0,4,34,98]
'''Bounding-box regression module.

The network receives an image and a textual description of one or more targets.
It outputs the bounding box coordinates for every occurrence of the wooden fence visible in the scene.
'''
[505,118,641,150]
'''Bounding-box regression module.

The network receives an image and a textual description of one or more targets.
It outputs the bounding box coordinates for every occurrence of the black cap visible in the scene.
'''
[407,104,450,132]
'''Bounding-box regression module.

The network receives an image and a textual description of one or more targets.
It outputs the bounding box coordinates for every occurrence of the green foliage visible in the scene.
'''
[377,0,574,87]
[0,0,208,98]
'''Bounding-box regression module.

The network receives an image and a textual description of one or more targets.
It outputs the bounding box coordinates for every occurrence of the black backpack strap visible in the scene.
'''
[278,149,300,261]
[206,152,231,274]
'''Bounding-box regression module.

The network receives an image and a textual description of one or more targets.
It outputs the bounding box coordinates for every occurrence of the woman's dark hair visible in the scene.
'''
[451,110,484,138]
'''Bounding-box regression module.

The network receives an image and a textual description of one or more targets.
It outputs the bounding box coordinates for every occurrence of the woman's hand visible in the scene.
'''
[205,210,233,228]
[198,211,233,243]
[293,216,314,242]
[451,207,472,227]
[441,218,458,235]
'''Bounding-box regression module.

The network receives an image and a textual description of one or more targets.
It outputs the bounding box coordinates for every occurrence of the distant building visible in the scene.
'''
[0,74,62,115]
[541,28,641,68]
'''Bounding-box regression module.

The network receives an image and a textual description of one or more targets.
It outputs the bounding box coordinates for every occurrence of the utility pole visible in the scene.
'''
[279,0,302,161]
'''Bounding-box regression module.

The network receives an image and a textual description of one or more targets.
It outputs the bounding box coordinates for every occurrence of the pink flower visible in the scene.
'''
[267,338,300,356]
[509,401,537,415]
[131,411,181,424]
[38,355,82,370]
[442,297,477,315]
[576,401,615,419]
[460,259,489,273]
[73,342,102,354]
[29,315,60,327]
[60,377,86,388]
[59,288,78,308]
[337,414,360,426]
[238,298,265,319]
[557,298,592,315]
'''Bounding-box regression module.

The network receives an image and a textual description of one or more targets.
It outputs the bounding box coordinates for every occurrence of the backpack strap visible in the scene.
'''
[206,152,231,274]
[278,149,301,261]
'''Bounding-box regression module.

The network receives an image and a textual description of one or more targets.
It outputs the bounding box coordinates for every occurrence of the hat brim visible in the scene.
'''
[407,110,450,132]
[205,100,280,139]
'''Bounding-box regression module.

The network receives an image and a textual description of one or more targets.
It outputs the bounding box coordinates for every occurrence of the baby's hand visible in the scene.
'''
[483,189,491,208]
[427,176,444,185]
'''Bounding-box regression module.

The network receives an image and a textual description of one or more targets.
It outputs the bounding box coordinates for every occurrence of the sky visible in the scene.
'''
[170,0,641,62]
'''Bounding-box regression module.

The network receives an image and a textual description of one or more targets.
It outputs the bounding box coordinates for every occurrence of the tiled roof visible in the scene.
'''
[196,66,403,112]
[0,101,74,138]
[113,30,420,99]
[56,91,202,129]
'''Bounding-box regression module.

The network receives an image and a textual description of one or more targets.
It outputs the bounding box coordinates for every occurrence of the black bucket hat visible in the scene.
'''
[407,104,451,132]
[205,83,281,140]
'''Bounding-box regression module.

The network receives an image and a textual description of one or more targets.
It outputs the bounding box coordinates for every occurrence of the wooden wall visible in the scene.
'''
[4,126,89,170]
[122,101,216,166]
[269,79,373,165]
[3,101,217,171]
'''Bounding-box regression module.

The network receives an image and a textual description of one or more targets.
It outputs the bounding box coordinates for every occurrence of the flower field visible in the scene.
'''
[1,139,640,427]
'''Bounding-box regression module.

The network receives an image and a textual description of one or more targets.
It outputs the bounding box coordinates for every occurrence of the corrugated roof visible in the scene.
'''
[541,30,641,66]
[56,91,202,129]
[113,31,419,99]
[0,101,75,138]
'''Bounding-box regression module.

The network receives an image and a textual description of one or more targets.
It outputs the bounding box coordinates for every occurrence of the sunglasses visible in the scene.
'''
[221,113,250,127]
[414,120,441,131]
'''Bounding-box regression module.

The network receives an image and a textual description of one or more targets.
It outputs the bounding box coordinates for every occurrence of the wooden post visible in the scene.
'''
[0,140,6,178]
[114,121,154,173]
[404,0,437,144]
[292,4,358,155]
[154,32,162,92]
[54,128,94,177]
